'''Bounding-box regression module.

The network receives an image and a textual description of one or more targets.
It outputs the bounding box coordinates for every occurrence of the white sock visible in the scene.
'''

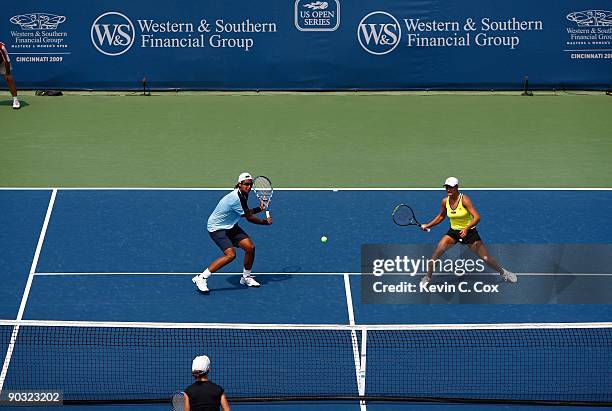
[242,269,252,277]
[201,269,211,279]
[13,97,18,102]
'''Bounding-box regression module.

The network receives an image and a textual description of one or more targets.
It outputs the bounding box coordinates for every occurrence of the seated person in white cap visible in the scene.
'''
[192,172,272,293]
[419,176,517,286]
[184,355,230,411]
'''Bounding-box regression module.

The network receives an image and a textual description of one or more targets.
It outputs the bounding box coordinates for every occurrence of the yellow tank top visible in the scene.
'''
[446,194,473,230]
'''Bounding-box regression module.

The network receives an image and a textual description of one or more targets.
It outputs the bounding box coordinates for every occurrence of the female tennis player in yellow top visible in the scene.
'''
[420,177,517,286]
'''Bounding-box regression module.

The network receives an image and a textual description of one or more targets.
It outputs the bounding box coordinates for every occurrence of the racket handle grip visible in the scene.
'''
[266,210,270,218]
[426,228,431,232]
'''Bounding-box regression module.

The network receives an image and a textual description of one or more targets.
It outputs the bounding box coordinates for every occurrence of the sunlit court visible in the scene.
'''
[1,1,611,411]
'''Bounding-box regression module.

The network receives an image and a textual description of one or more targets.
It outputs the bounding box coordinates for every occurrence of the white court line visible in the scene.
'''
[343,274,357,326]
[359,329,368,404]
[0,189,57,393]
[32,272,612,276]
[0,187,611,191]
[344,273,367,411]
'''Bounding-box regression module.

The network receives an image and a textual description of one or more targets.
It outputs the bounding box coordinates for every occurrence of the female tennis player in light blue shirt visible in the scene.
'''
[192,172,272,293]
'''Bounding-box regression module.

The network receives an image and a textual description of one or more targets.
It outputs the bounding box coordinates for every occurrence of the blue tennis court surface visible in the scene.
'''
[31,189,612,273]
[0,190,52,319]
[0,188,611,410]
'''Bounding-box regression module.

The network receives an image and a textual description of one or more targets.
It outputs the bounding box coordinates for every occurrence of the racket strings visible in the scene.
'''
[255,190,272,199]
[253,177,272,190]
[253,176,273,204]
[172,392,185,411]
[393,205,418,226]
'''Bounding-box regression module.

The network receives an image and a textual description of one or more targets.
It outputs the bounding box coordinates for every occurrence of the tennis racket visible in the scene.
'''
[253,175,273,218]
[392,204,430,231]
[171,391,186,411]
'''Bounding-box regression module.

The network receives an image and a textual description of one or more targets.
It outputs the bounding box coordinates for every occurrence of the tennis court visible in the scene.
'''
[0,183,611,410]
[3,0,612,406]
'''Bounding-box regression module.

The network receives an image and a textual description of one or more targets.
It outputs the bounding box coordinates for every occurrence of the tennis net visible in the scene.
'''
[0,320,610,405]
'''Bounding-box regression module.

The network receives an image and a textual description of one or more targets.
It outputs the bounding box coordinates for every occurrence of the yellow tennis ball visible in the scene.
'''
[320,236,328,243]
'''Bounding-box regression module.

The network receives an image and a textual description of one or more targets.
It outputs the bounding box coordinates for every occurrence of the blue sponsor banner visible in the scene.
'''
[2,1,611,90]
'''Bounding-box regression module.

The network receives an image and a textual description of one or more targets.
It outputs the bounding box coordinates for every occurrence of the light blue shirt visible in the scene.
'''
[207,189,247,232]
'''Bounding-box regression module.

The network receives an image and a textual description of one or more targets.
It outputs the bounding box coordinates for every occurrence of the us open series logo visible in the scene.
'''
[294,0,340,32]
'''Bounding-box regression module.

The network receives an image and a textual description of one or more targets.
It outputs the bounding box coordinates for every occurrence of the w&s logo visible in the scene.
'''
[91,12,135,56]
[357,11,401,55]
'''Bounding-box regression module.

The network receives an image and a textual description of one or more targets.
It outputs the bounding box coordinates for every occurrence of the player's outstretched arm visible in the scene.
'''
[422,198,447,230]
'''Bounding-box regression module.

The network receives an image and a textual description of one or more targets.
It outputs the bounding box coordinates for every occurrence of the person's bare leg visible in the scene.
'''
[5,74,17,98]
[422,236,456,285]
[237,238,260,287]
[237,238,255,271]
[468,241,503,273]
[468,241,517,283]
[5,74,19,109]
[207,248,236,273]
[192,248,236,293]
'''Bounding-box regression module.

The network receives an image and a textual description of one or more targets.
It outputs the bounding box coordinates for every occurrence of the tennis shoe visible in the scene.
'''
[240,275,260,287]
[192,275,209,293]
[420,275,432,288]
[12,99,20,110]
[501,269,517,283]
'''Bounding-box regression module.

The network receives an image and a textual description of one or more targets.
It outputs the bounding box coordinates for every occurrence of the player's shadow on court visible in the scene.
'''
[0,99,29,108]
[216,274,292,291]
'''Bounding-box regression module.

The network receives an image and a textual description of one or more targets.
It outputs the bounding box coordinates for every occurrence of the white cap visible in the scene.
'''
[192,355,211,375]
[237,172,253,183]
[444,177,459,187]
